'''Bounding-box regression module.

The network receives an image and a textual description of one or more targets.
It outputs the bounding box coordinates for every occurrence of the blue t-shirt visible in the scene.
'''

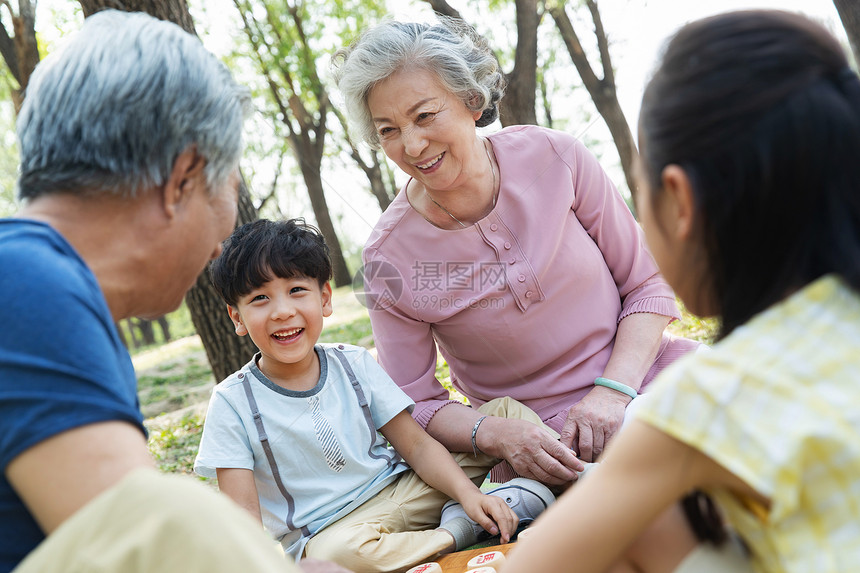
[0,219,145,571]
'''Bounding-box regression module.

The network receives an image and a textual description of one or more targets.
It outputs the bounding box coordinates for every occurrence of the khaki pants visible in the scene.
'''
[304,397,547,573]
[14,468,298,573]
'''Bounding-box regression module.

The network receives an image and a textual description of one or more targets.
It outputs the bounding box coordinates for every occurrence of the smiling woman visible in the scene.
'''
[332,18,700,486]
[367,67,492,229]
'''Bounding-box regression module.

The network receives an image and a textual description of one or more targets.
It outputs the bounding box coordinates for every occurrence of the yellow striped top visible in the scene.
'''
[637,275,860,572]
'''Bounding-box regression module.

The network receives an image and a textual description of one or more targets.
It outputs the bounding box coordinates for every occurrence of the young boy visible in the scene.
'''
[194,219,556,572]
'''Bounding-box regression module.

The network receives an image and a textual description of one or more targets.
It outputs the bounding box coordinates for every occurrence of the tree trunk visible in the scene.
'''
[499,0,539,126]
[135,318,157,346]
[365,153,394,212]
[115,322,128,349]
[156,316,171,342]
[549,1,638,195]
[590,91,637,200]
[835,0,860,67]
[185,267,258,382]
[77,0,260,382]
[79,0,197,34]
[186,179,259,382]
[298,150,352,287]
[422,0,539,127]
[232,0,352,287]
[0,0,40,112]
[126,319,141,349]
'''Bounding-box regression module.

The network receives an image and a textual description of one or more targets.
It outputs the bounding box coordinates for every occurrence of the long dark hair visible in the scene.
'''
[640,10,860,338]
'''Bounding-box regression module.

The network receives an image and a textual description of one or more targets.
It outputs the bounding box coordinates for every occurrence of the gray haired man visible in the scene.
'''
[0,10,317,572]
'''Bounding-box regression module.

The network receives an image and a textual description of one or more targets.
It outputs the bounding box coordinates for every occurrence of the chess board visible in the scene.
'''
[432,542,516,573]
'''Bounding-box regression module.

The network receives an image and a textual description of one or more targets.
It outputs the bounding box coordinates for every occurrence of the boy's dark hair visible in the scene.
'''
[209,218,332,306]
[640,10,860,339]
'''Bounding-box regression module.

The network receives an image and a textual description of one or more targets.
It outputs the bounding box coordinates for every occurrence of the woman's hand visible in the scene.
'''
[460,490,519,543]
[561,312,671,462]
[559,386,630,462]
[480,417,584,485]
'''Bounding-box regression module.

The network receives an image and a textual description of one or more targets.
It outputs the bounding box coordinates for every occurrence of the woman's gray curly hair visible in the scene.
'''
[333,17,506,149]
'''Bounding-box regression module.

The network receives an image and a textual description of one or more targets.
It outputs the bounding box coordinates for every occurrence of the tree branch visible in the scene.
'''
[285,0,326,157]
[232,0,298,148]
[255,145,287,214]
[0,19,21,85]
[13,0,39,89]
[548,3,601,93]
[586,0,614,87]
[332,104,368,171]
[262,2,287,48]
[421,0,461,20]
[332,103,394,210]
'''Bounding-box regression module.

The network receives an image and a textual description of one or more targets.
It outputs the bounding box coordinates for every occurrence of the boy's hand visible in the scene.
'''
[461,491,519,543]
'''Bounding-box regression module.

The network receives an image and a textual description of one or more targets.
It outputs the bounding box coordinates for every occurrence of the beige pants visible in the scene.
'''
[14,468,298,573]
[304,397,547,573]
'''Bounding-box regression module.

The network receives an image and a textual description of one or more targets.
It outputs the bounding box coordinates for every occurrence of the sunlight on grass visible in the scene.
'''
[319,317,374,348]
[132,335,205,372]
[146,412,212,485]
[327,284,371,327]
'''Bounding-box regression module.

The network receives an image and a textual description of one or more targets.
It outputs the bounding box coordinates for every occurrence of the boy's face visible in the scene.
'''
[228,275,333,375]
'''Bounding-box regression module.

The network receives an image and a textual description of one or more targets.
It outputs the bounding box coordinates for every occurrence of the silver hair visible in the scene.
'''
[333,17,506,149]
[16,10,251,200]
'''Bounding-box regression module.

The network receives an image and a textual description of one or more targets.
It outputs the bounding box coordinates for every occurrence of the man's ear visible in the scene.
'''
[227,305,248,336]
[162,146,206,219]
[321,282,333,318]
[660,165,696,241]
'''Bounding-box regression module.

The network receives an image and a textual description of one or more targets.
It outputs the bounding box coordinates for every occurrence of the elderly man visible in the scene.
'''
[0,10,318,573]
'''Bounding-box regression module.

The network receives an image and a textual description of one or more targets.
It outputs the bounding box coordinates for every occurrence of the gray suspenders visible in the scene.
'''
[240,373,309,536]
[330,349,399,462]
[239,347,399,538]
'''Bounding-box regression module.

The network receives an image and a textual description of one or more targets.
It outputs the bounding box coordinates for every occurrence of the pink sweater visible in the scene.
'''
[363,125,695,432]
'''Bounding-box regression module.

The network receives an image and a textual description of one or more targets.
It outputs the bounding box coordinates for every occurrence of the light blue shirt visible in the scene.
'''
[195,344,413,558]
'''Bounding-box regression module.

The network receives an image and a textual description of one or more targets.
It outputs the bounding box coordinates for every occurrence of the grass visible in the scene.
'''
[141,288,716,478]
[667,301,719,345]
[136,337,215,419]
[146,411,211,485]
[318,317,374,348]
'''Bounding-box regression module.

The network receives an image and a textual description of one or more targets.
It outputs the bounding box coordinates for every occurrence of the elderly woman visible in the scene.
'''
[334,18,697,481]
